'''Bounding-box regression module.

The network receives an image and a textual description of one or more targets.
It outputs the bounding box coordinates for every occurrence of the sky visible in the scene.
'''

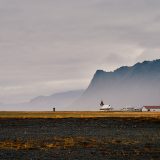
[0,0,160,103]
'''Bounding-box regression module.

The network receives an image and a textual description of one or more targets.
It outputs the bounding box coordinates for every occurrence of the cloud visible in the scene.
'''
[0,0,160,103]
[136,48,160,62]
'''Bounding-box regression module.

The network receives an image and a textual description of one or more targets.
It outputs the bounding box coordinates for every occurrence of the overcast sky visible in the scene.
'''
[0,0,160,103]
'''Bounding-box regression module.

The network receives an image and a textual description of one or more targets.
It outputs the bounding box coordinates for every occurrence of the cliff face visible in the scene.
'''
[72,59,160,110]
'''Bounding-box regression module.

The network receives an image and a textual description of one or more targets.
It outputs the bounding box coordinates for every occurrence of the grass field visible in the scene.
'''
[0,111,160,119]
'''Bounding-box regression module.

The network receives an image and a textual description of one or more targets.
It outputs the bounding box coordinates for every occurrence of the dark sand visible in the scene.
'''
[0,118,159,160]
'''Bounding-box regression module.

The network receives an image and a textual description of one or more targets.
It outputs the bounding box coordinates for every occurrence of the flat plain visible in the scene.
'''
[0,111,160,119]
[0,112,159,160]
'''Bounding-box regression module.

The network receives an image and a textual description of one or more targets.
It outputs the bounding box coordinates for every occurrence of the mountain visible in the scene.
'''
[71,59,160,110]
[28,90,84,111]
[0,90,84,111]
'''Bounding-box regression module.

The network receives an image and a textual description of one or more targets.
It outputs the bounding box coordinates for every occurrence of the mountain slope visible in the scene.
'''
[72,59,160,110]
[29,90,84,111]
[0,90,84,111]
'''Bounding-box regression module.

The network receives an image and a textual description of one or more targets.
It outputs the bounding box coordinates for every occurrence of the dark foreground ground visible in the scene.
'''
[0,118,159,160]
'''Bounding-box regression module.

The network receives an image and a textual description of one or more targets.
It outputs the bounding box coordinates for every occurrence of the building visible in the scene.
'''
[121,107,141,112]
[142,106,160,112]
[100,104,113,111]
[121,107,135,112]
[99,100,113,111]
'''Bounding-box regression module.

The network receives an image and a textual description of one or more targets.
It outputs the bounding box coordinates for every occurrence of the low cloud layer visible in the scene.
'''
[0,0,160,103]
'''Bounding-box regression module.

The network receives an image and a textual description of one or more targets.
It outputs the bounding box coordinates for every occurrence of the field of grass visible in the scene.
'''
[0,111,160,119]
